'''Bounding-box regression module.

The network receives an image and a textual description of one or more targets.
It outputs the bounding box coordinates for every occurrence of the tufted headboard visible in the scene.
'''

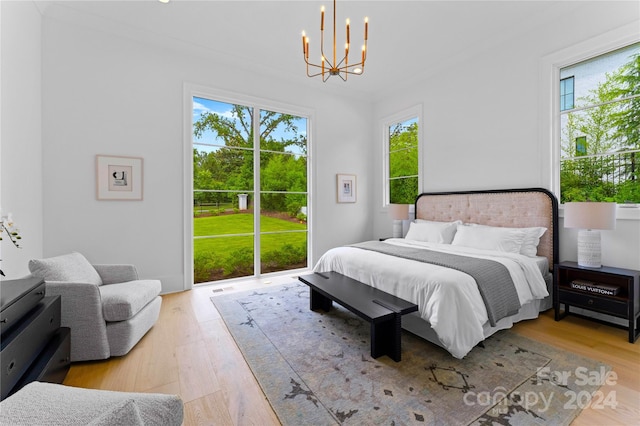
[415,188,558,271]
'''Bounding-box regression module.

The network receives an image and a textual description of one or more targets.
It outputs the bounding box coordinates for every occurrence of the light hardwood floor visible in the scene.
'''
[64,274,640,425]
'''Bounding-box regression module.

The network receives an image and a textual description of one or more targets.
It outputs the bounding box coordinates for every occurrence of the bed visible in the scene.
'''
[313,188,558,359]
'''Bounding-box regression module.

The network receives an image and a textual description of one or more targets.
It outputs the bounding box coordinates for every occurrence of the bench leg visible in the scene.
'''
[310,288,332,312]
[371,314,402,362]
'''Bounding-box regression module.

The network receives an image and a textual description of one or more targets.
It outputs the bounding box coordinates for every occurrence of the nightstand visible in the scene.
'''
[554,261,640,343]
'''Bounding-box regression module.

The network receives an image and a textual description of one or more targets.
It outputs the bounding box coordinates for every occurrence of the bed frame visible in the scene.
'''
[403,187,559,347]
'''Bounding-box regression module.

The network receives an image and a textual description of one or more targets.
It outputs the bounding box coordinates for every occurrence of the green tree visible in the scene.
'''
[389,121,418,204]
[193,103,307,215]
[609,54,640,149]
[561,50,640,203]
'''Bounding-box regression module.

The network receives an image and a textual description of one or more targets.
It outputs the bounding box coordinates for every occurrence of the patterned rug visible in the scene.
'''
[211,282,609,425]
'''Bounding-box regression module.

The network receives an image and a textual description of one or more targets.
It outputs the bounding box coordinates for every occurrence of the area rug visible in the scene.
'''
[211,282,610,425]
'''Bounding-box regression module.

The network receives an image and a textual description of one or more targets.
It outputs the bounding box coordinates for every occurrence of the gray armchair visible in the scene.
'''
[28,252,162,362]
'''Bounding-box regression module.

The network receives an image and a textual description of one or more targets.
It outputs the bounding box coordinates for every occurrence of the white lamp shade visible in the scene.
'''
[388,204,410,220]
[564,202,616,230]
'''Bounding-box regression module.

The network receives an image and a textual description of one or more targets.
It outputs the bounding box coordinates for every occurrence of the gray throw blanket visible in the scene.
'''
[349,241,521,326]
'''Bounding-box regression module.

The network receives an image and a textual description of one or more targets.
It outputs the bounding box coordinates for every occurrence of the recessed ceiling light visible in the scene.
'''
[158,0,170,4]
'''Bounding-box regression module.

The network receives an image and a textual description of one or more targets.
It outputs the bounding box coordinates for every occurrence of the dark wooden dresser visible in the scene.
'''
[0,276,71,400]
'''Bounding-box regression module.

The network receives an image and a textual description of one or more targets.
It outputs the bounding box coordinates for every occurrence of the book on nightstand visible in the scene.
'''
[570,279,621,296]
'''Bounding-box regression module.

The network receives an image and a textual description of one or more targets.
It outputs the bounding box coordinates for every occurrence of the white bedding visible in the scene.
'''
[313,238,549,359]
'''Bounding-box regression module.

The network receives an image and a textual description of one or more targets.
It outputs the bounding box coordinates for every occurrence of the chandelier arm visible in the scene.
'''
[319,27,335,70]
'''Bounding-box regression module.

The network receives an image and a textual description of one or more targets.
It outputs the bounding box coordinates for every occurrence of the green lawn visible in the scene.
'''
[194,213,307,283]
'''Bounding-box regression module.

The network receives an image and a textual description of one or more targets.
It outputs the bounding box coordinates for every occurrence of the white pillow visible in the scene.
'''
[28,252,103,285]
[519,226,547,257]
[461,223,547,257]
[405,220,461,244]
[451,223,526,253]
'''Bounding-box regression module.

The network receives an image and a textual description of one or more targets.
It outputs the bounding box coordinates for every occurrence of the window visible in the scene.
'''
[383,106,422,206]
[560,76,575,111]
[575,136,587,156]
[186,88,310,286]
[559,42,640,203]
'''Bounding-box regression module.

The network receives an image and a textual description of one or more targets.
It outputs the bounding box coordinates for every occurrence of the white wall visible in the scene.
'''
[372,1,640,272]
[40,15,373,293]
[0,1,44,280]
[3,1,638,294]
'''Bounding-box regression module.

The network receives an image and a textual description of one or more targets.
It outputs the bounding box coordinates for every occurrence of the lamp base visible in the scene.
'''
[392,220,403,238]
[577,229,602,268]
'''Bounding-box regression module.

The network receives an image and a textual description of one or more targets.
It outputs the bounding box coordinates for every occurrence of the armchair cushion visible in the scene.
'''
[29,252,102,285]
[99,280,162,322]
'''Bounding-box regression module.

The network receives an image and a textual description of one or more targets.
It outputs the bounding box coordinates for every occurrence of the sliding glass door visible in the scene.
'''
[192,96,309,283]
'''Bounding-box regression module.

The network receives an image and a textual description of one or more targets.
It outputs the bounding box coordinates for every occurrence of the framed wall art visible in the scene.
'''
[337,173,356,203]
[96,155,143,200]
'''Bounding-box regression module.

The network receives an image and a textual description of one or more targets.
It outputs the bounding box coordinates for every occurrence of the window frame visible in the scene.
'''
[540,20,639,219]
[381,105,423,209]
[184,83,314,289]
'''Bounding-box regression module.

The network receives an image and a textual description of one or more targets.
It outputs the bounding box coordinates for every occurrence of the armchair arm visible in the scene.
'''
[93,264,139,284]
[45,281,110,362]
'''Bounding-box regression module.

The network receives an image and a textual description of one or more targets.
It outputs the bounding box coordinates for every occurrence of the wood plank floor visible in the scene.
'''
[64,274,640,425]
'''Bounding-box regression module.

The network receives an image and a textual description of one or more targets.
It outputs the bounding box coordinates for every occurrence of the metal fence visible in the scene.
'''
[560,149,639,202]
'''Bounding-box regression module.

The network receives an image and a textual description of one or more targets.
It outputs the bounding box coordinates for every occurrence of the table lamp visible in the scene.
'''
[564,202,616,268]
[389,204,410,238]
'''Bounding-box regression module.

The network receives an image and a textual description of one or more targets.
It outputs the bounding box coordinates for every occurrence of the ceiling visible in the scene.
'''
[38,0,589,101]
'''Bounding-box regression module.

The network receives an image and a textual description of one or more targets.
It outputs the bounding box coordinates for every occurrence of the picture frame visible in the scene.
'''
[96,155,143,200]
[336,173,357,203]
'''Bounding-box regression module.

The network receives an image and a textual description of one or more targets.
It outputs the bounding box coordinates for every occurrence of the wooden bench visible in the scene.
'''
[298,271,418,362]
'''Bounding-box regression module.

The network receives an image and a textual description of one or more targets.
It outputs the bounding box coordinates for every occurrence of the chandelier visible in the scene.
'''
[301,0,368,82]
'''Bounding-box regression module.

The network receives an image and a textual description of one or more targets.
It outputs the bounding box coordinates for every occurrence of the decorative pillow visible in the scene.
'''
[519,226,547,257]
[451,223,526,253]
[405,220,461,244]
[28,252,103,285]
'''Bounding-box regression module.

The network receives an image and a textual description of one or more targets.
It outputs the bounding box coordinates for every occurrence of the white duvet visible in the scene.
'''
[313,238,549,359]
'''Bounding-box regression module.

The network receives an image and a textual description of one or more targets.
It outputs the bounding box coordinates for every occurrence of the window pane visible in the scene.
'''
[560,151,639,203]
[555,42,640,202]
[194,235,254,283]
[193,98,254,148]
[561,97,637,159]
[259,192,307,230]
[390,176,418,204]
[259,110,308,276]
[389,146,418,178]
[194,146,253,192]
[259,191,307,275]
[259,110,307,155]
[260,152,307,192]
[193,97,256,284]
[260,232,307,275]
[388,117,418,203]
[560,44,640,110]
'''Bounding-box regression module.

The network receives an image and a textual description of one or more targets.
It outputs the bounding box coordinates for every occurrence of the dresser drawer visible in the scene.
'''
[0,297,61,399]
[11,327,71,396]
[559,289,628,317]
[0,280,45,335]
